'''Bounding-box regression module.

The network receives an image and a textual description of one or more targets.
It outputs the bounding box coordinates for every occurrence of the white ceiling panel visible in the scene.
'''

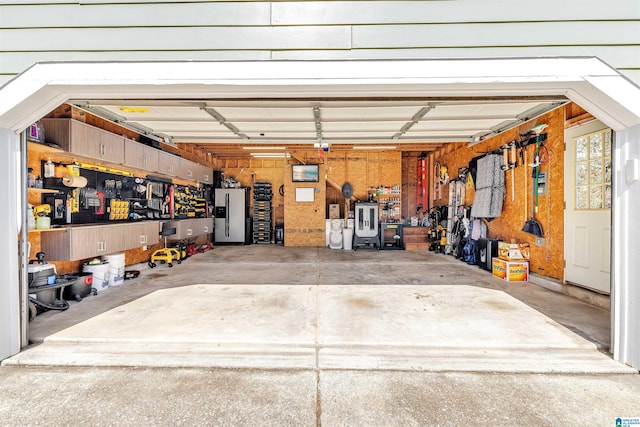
[323,121,405,132]
[241,135,318,142]
[77,97,566,154]
[165,131,240,138]
[321,105,426,121]
[323,131,396,138]
[404,130,483,138]
[244,131,319,138]
[100,104,212,121]
[234,122,316,132]
[412,118,504,132]
[427,102,545,119]
[135,121,230,132]
[215,106,314,121]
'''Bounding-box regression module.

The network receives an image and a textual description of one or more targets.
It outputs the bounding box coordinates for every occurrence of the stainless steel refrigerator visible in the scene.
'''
[214,188,248,243]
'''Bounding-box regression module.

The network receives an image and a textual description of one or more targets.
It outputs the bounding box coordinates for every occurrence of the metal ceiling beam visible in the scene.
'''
[201,106,249,140]
[69,95,568,107]
[469,100,569,145]
[169,135,470,145]
[312,104,323,144]
[392,105,433,140]
[70,102,177,146]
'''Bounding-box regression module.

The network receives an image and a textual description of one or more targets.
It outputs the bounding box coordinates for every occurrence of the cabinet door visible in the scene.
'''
[41,118,124,164]
[40,228,73,260]
[70,226,124,259]
[124,222,160,249]
[180,219,195,239]
[144,222,161,246]
[68,226,105,259]
[125,140,159,172]
[197,164,212,184]
[161,219,188,241]
[99,131,125,164]
[195,218,214,235]
[123,139,146,169]
[67,121,124,163]
[179,158,196,181]
[142,146,159,172]
[162,219,213,240]
[69,121,105,160]
[158,151,179,176]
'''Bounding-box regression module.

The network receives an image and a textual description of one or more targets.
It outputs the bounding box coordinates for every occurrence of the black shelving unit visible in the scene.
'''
[253,182,273,244]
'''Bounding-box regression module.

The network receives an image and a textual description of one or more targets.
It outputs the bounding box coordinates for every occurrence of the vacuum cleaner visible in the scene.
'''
[28,252,93,320]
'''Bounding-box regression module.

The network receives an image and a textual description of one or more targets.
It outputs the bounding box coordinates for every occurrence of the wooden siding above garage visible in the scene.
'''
[1,0,639,86]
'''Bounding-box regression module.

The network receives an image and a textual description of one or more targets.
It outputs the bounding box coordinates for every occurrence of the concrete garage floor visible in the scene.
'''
[2,246,639,425]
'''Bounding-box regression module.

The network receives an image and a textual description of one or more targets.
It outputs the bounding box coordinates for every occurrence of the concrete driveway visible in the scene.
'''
[2,246,638,425]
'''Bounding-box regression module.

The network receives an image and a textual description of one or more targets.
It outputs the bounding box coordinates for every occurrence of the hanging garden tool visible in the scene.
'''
[501,141,518,201]
[522,123,547,237]
[433,161,442,200]
[531,123,548,214]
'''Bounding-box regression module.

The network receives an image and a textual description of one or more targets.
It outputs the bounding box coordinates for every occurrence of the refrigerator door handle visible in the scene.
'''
[225,193,230,237]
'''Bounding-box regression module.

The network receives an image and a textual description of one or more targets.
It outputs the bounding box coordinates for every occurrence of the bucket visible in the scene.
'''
[83,262,110,293]
[103,253,125,286]
[342,227,353,250]
[329,232,343,249]
[325,219,331,246]
[36,216,50,230]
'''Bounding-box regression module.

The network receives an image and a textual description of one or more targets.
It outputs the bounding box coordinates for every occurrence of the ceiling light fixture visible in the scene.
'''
[242,146,286,150]
[250,153,291,158]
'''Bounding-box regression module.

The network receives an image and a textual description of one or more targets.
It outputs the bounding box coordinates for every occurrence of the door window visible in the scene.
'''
[574,129,612,210]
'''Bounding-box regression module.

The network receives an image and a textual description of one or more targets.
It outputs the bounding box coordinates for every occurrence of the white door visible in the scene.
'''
[564,121,612,294]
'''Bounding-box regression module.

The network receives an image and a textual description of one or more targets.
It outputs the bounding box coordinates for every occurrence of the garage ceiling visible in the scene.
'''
[70,97,568,158]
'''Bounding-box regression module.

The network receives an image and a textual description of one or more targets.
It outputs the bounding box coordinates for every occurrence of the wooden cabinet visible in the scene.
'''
[163,219,194,240]
[179,158,196,181]
[190,217,213,236]
[41,225,122,261]
[124,139,159,172]
[41,221,160,261]
[124,221,160,248]
[196,164,213,184]
[41,118,210,183]
[157,151,179,176]
[163,218,213,241]
[41,118,124,164]
[178,161,212,183]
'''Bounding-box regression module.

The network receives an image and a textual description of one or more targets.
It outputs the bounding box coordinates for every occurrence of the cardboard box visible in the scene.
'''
[498,242,530,261]
[329,204,340,219]
[492,258,529,282]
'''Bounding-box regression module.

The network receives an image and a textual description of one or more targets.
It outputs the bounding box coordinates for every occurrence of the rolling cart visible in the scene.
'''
[148,227,182,268]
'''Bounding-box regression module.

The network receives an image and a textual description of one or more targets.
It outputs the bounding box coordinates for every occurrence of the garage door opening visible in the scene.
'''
[1,58,639,369]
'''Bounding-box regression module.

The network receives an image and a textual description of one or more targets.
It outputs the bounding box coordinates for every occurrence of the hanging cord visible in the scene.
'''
[546,150,552,263]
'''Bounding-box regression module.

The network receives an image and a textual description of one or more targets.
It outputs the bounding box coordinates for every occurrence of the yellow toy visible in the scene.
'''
[148,228,182,268]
